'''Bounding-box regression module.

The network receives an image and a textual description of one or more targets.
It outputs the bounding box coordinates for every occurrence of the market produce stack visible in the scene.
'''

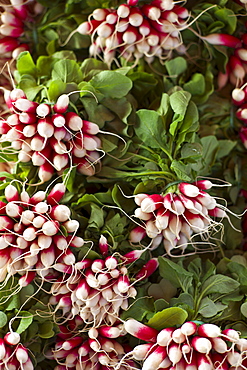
[0,0,247,369]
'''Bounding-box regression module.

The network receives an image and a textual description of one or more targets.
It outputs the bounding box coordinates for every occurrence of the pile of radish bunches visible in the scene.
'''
[130,180,226,254]
[124,320,247,370]
[0,89,102,182]
[0,0,43,59]
[0,182,85,286]
[47,318,137,370]
[77,0,190,65]
[0,332,33,370]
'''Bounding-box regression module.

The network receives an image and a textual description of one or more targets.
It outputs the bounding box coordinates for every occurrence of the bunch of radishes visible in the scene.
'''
[0,89,102,182]
[0,182,85,285]
[124,319,247,370]
[0,331,33,370]
[49,247,139,326]
[47,318,137,370]
[0,0,43,59]
[75,0,190,65]
[130,180,225,254]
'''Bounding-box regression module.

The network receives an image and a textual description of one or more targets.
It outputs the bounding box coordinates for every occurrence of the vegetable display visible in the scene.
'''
[0,0,247,369]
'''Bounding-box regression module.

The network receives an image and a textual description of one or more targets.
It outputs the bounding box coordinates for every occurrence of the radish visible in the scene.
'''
[142,345,167,370]
[140,194,164,213]
[201,33,242,48]
[229,55,245,81]
[98,234,109,256]
[98,326,121,338]
[4,332,20,345]
[1,12,23,28]
[191,336,212,354]
[135,258,159,280]
[124,319,158,342]
[172,328,186,343]
[210,337,228,353]
[54,94,70,114]
[157,327,175,346]
[221,328,239,342]
[142,4,161,21]
[16,344,29,363]
[197,353,213,370]
[168,343,182,365]
[0,339,5,360]
[129,8,144,27]
[92,8,109,21]
[132,343,153,360]
[117,4,130,18]
[178,183,200,197]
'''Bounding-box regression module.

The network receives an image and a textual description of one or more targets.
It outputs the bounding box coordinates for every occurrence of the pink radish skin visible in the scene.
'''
[135,258,159,280]
[0,339,5,360]
[197,353,213,370]
[92,8,109,21]
[4,332,20,345]
[180,321,197,336]
[19,271,36,287]
[10,1,28,20]
[221,328,239,342]
[229,55,245,80]
[91,259,105,273]
[54,95,70,114]
[142,345,167,370]
[105,256,118,270]
[179,183,200,197]
[232,88,246,105]
[157,327,175,346]
[191,336,212,354]
[0,36,19,53]
[117,275,130,293]
[236,48,247,62]
[132,343,153,360]
[62,337,84,351]
[117,4,130,18]
[82,120,100,135]
[129,8,144,27]
[202,33,242,48]
[134,193,148,206]
[210,337,228,353]
[65,112,83,131]
[142,4,161,20]
[16,344,29,363]
[172,328,186,344]
[168,343,182,365]
[99,234,108,256]
[141,194,164,213]
[77,19,102,35]
[0,216,15,231]
[38,162,54,182]
[13,98,38,113]
[98,326,120,338]
[1,12,23,27]
[211,353,228,370]
[122,249,144,264]
[19,112,37,124]
[124,319,158,342]
[5,184,19,202]
[129,226,147,243]
[0,24,24,37]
